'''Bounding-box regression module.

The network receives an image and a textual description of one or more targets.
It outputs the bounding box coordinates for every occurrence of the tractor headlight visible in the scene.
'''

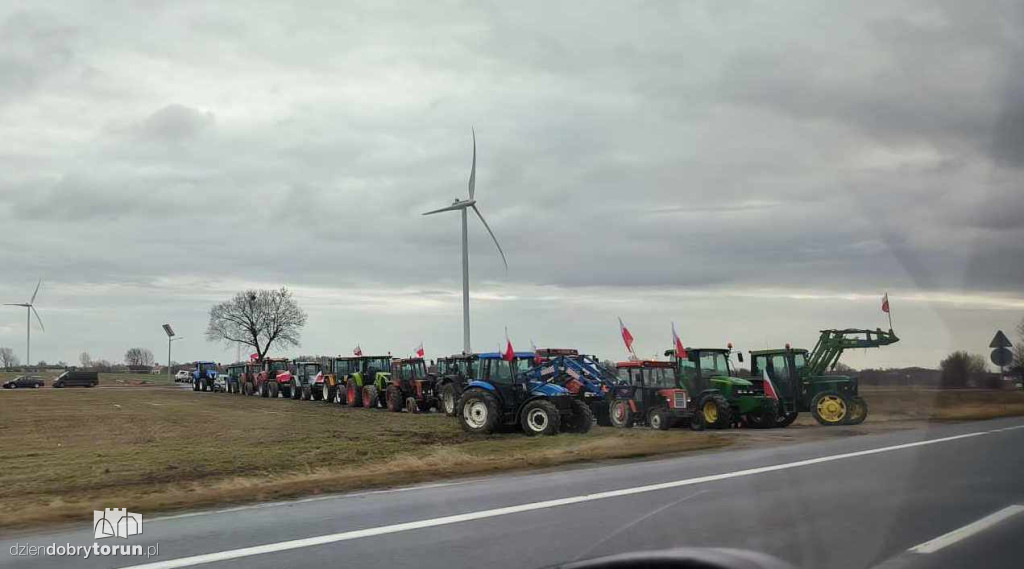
[583,391,596,398]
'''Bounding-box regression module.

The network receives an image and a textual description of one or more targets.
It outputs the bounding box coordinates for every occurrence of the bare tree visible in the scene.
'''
[124,347,155,368]
[206,287,307,361]
[79,351,92,368]
[939,351,988,388]
[0,347,18,370]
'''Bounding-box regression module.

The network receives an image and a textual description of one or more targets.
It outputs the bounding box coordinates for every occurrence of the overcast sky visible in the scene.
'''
[1,1,1022,369]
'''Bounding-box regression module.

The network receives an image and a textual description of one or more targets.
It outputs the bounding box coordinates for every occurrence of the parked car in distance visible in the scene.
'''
[174,370,191,382]
[52,370,99,388]
[2,375,45,389]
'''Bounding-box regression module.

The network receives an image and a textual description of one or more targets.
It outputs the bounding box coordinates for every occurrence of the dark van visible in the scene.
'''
[52,371,99,388]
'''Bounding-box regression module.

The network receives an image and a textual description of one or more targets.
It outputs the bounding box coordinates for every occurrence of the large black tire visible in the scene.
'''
[562,399,594,434]
[811,391,850,426]
[192,379,200,392]
[279,383,291,399]
[845,396,868,425]
[458,388,500,434]
[347,381,362,407]
[333,384,344,405]
[698,393,732,429]
[269,381,279,398]
[775,412,799,428]
[300,386,310,400]
[362,385,378,409]
[745,399,779,429]
[440,383,458,417]
[609,399,634,428]
[594,401,613,427]
[386,384,402,412]
[648,408,671,431]
[520,399,561,436]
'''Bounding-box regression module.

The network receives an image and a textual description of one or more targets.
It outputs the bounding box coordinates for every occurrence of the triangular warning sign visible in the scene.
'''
[989,330,1012,348]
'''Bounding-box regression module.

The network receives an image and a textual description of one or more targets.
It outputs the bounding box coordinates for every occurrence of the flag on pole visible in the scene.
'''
[762,368,779,400]
[415,342,425,358]
[503,328,515,362]
[881,293,890,313]
[618,317,635,355]
[671,322,687,358]
[249,353,259,362]
[353,344,363,356]
[530,339,541,364]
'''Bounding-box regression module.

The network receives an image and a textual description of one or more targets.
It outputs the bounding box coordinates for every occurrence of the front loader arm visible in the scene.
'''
[806,328,899,377]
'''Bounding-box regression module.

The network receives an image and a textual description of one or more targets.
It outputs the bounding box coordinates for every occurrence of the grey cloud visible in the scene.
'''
[134,104,215,142]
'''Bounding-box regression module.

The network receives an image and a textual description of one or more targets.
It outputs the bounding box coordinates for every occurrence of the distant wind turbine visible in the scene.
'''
[423,129,508,354]
[4,279,44,365]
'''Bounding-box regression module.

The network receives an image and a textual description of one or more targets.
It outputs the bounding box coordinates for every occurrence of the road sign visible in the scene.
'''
[989,330,1012,348]
[991,348,1013,367]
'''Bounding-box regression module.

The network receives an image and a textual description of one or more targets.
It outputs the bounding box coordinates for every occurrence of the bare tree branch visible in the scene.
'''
[206,288,307,361]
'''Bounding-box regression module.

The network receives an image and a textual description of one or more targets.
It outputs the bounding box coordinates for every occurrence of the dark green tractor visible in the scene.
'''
[750,328,899,426]
[666,347,778,429]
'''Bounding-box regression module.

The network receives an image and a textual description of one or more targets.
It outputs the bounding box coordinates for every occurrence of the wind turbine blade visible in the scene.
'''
[4,303,30,307]
[471,204,508,270]
[423,203,467,216]
[31,306,44,332]
[468,128,476,200]
[30,279,41,305]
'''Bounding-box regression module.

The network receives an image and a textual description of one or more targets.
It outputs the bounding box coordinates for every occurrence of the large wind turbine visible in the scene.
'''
[4,279,44,365]
[423,130,508,354]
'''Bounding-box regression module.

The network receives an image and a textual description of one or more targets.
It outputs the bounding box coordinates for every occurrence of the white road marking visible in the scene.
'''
[909,504,1024,554]
[119,423,1024,569]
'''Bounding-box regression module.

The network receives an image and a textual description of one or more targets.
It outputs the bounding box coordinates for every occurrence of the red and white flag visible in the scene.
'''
[415,342,425,358]
[672,322,687,358]
[353,344,363,356]
[618,317,635,355]
[530,339,541,364]
[881,293,890,314]
[502,330,515,362]
[762,368,779,400]
[249,353,259,362]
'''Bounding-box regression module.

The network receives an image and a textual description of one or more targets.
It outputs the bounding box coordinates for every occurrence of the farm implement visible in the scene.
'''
[457,351,593,435]
[750,328,899,426]
[608,360,694,430]
[524,348,617,426]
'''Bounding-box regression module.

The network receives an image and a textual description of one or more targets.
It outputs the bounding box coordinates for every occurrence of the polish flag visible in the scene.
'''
[762,368,779,400]
[672,322,687,358]
[353,345,363,357]
[415,342,425,358]
[503,338,516,362]
[618,317,635,355]
[530,339,541,365]
[881,293,890,314]
[249,353,259,362]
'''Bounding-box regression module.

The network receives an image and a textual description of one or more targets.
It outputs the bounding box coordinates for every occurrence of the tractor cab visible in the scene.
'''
[672,349,756,396]
[475,351,569,414]
[385,358,439,413]
[292,361,323,394]
[609,360,691,429]
[749,348,806,416]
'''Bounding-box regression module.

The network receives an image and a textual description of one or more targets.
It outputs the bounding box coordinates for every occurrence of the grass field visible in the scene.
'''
[1,383,1022,530]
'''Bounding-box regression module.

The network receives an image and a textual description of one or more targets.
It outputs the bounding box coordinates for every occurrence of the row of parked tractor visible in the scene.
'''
[187,327,898,436]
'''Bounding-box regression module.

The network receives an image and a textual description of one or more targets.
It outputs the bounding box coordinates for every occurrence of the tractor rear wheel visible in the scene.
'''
[562,399,594,434]
[192,379,200,392]
[405,397,419,414]
[347,382,361,407]
[362,385,378,409]
[811,391,849,426]
[845,396,868,425]
[458,388,500,434]
[521,400,560,436]
[386,385,402,412]
[648,408,671,431]
[698,393,732,429]
[775,412,799,428]
[609,399,634,428]
[269,381,279,398]
[440,384,457,416]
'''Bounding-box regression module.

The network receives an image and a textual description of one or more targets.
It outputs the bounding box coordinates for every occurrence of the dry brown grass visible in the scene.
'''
[0,387,729,529]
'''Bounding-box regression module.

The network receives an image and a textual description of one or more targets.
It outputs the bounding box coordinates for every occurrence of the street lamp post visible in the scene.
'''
[162,324,183,382]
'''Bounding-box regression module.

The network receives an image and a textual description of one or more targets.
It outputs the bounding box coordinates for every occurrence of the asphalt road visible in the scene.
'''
[3,417,1024,569]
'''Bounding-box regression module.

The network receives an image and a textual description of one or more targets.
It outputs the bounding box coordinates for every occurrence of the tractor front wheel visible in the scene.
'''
[269,381,279,398]
[192,379,200,392]
[405,397,419,414]
[562,399,594,434]
[648,408,671,431]
[845,396,868,425]
[698,393,732,429]
[521,400,561,436]
[362,385,378,409]
[745,399,779,429]
[440,384,457,416]
[386,385,402,412]
[458,389,500,434]
[811,391,849,426]
[609,399,634,428]
[775,412,799,428]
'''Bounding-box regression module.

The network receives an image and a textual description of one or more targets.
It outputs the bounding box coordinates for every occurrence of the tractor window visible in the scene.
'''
[793,353,807,371]
[270,361,288,372]
[771,355,790,381]
[488,360,515,384]
[366,358,390,374]
[464,360,479,378]
[644,367,676,388]
[409,361,427,379]
[513,358,533,376]
[699,352,729,376]
[677,357,699,381]
[751,355,766,377]
[199,363,216,373]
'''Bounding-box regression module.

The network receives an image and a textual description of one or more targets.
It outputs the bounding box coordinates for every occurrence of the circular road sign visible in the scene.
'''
[991,348,1013,367]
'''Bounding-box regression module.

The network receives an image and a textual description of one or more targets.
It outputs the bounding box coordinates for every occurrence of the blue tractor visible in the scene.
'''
[524,348,618,426]
[191,361,218,392]
[456,351,593,435]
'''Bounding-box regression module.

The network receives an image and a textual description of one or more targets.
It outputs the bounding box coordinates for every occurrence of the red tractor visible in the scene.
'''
[608,360,694,430]
[385,358,440,413]
[255,358,295,398]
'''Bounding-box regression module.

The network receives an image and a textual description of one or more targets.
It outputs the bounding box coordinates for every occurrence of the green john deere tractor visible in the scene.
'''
[665,347,778,429]
[749,328,898,427]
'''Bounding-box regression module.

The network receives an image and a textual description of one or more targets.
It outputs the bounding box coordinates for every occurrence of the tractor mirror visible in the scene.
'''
[737,353,744,363]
